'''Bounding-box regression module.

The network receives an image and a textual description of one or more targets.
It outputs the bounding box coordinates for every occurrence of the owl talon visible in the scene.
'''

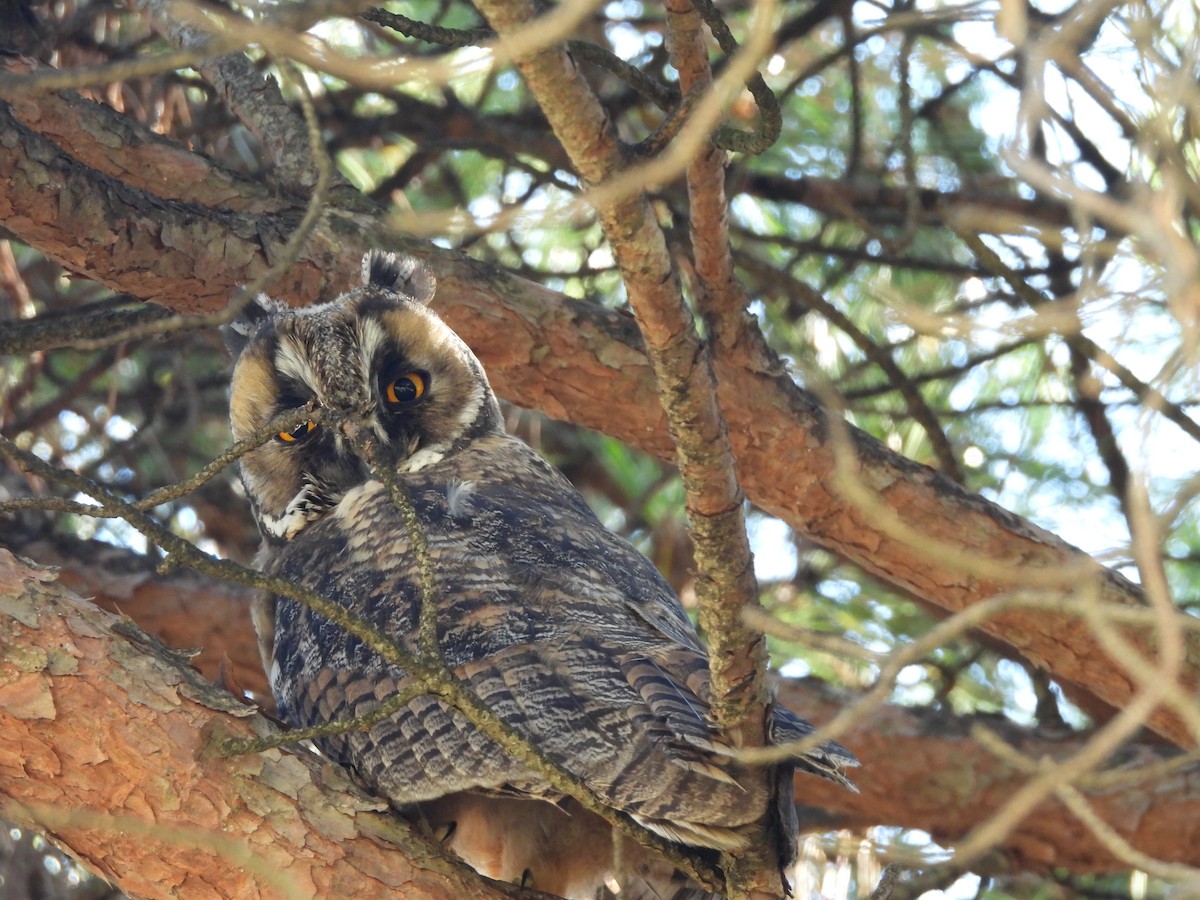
[437,821,457,843]
[518,868,533,889]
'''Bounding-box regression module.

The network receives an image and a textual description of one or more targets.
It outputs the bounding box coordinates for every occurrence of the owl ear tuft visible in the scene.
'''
[222,291,287,360]
[363,251,436,306]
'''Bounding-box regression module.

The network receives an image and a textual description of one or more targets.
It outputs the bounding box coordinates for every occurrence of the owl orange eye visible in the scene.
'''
[277,420,316,443]
[385,371,427,405]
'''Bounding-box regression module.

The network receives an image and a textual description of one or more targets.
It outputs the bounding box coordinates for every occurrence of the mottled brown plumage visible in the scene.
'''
[226,252,856,898]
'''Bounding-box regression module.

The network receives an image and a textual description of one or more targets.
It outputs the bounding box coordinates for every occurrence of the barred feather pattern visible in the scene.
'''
[228,251,857,899]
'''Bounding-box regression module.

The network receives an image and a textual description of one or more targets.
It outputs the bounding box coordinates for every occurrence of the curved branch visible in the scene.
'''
[0,550,532,900]
[473,0,767,766]
[7,535,1200,878]
[3,80,1197,749]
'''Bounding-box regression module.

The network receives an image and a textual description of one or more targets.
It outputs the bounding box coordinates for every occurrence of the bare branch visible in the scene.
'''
[7,534,1199,880]
[471,0,769,812]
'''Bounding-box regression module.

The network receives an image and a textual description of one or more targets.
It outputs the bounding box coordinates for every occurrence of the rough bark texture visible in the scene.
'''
[777,681,1200,874]
[472,0,768,754]
[3,57,287,211]
[0,549,538,900]
[2,86,1194,751]
[6,533,1198,877]
[0,94,362,314]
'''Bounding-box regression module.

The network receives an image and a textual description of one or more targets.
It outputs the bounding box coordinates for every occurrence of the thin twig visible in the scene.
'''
[0,430,721,890]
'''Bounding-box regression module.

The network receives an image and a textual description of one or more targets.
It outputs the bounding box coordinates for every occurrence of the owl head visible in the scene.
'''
[225,251,503,543]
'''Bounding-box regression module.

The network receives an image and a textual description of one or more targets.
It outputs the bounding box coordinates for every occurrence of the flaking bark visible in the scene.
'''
[7,533,1198,877]
[1,54,1196,752]
[0,549,541,900]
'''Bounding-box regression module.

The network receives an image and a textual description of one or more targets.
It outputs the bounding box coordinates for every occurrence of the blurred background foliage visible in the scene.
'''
[2,0,1198,896]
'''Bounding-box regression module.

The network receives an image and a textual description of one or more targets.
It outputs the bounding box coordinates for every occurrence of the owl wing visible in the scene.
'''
[265,436,854,851]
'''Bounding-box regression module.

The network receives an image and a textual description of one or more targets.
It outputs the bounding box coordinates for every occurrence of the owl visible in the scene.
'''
[224,251,857,899]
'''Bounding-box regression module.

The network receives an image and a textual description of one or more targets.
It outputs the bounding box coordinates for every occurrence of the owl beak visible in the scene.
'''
[338,417,394,469]
[339,419,367,445]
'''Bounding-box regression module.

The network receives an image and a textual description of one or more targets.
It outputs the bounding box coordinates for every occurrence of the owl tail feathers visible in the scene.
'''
[769,706,860,792]
[633,815,752,853]
[766,705,860,890]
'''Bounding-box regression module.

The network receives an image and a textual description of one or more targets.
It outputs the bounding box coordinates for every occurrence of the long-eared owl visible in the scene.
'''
[225,251,856,899]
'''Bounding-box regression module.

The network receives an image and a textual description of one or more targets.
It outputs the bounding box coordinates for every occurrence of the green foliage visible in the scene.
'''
[4,0,1199,895]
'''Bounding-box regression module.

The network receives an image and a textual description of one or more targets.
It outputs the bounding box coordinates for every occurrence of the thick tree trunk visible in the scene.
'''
[0,549,533,900]
[2,91,1192,748]
[6,534,1197,878]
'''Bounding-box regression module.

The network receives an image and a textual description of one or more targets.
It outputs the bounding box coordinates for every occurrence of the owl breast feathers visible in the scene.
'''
[225,251,856,899]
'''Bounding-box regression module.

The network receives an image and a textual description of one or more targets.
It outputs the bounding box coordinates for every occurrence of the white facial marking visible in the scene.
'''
[276,337,320,394]
[358,317,386,391]
[260,483,321,539]
[454,379,484,437]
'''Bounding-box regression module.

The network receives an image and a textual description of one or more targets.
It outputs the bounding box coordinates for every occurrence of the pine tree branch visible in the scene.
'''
[6,535,1200,878]
[0,549,540,900]
[2,60,1197,750]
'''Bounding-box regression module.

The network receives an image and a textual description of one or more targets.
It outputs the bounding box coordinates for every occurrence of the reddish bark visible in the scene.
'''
[0,549,537,900]
[7,534,1197,876]
[2,93,1193,748]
